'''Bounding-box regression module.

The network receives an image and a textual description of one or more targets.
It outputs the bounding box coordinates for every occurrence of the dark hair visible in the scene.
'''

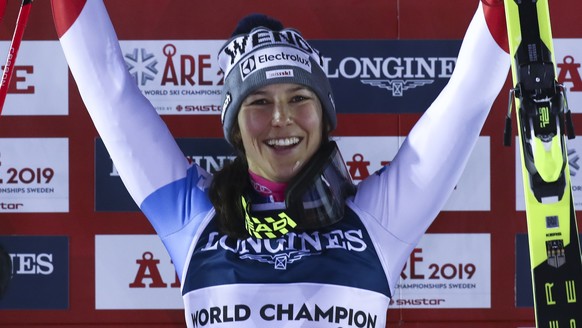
[208,124,251,239]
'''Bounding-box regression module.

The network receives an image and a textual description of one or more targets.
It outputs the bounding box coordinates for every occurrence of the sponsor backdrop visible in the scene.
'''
[0,0,580,327]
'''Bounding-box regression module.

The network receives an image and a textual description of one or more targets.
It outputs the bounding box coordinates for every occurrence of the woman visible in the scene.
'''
[52,0,509,327]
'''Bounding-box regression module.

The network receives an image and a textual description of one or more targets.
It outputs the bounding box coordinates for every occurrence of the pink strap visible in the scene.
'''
[248,170,287,202]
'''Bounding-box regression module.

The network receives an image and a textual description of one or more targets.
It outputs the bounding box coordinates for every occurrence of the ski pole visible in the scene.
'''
[0,0,33,115]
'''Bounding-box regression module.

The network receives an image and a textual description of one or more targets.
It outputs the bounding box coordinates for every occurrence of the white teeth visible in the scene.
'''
[267,137,300,146]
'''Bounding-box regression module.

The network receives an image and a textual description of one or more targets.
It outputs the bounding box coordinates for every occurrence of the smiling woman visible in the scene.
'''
[237,84,324,182]
[51,0,509,327]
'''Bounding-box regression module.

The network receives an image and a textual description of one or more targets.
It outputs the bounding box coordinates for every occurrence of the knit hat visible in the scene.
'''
[218,16,336,145]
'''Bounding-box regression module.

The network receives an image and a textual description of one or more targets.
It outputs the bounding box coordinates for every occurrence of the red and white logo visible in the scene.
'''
[555,39,582,114]
[335,136,491,211]
[0,41,68,116]
[120,40,224,116]
[391,233,491,309]
[95,235,183,309]
[0,138,69,213]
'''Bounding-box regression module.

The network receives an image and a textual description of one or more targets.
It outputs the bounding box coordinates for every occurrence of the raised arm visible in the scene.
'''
[51,0,191,209]
[354,1,510,244]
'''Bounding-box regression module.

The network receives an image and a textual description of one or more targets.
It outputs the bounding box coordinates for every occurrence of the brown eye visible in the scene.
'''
[291,95,309,103]
[244,97,268,106]
[251,98,268,105]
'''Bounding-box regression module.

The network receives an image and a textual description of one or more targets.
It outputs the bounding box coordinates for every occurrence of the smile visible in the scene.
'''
[265,137,301,148]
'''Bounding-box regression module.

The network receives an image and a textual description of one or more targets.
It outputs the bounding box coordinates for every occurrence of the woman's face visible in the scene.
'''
[238,83,324,183]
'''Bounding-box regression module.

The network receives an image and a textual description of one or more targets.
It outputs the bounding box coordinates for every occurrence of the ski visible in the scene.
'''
[503,0,582,326]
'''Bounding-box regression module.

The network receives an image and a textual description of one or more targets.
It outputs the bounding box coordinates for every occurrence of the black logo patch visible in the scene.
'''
[240,56,257,79]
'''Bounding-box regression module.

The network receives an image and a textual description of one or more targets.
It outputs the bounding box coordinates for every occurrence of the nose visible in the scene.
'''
[271,102,292,126]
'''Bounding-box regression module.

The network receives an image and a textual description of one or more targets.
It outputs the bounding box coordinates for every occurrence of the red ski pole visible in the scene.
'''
[0,0,33,115]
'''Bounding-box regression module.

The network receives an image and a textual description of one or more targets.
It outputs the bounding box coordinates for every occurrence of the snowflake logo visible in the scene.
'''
[125,48,158,86]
